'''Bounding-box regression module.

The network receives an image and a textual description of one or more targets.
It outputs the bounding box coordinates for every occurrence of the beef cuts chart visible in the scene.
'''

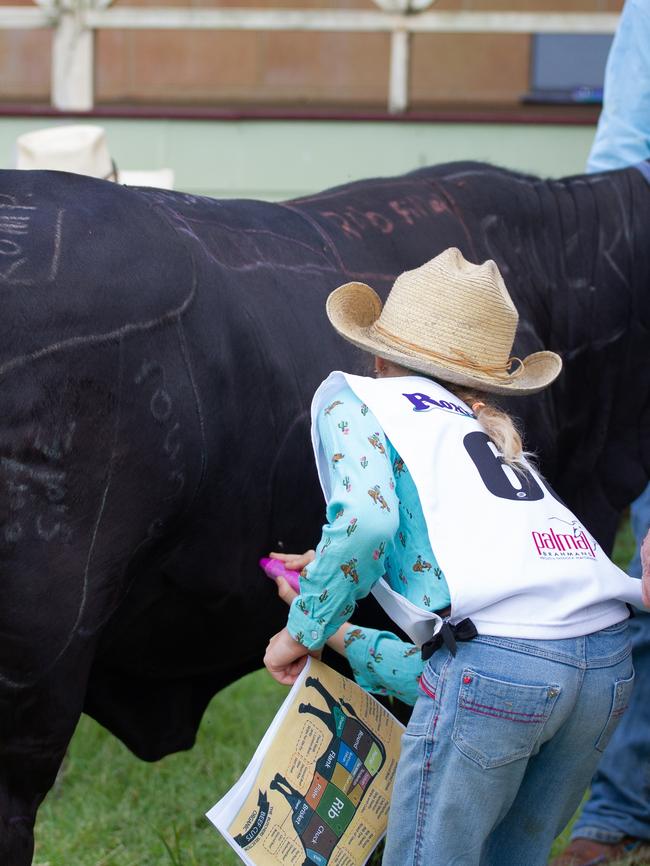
[208,659,404,866]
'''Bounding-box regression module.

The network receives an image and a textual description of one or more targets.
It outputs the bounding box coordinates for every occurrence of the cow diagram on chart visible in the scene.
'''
[269,676,386,866]
[208,659,403,866]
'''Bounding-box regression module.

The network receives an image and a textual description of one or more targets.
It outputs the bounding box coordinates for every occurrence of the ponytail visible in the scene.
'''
[375,359,533,470]
[452,386,531,471]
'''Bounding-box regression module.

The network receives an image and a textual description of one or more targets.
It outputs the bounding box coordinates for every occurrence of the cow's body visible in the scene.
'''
[0,161,648,863]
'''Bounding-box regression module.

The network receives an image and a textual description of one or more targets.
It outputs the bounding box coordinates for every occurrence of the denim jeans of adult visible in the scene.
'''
[569,484,650,844]
[382,623,633,866]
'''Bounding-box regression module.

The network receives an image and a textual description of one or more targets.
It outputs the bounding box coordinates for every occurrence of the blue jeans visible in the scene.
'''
[570,484,650,844]
[382,624,633,866]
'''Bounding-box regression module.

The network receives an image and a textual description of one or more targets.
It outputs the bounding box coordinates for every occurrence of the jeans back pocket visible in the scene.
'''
[452,668,560,769]
[405,666,440,738]
[595,670,635,753]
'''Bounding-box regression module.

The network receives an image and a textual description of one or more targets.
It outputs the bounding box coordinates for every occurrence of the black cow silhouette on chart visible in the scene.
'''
[298,675,360,735]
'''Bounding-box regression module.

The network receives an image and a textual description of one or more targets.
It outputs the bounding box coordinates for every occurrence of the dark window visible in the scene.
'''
[525,33,613,104]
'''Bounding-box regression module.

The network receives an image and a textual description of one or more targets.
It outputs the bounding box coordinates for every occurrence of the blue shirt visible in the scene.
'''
[587,0,650,172]
[588,0,650,580]
[286,385,450,705]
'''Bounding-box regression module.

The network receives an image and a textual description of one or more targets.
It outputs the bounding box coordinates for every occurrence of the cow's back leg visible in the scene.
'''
[0,351,123,863]
[0,355,120,863]
[0,326,203,863]
[0,649,95,864]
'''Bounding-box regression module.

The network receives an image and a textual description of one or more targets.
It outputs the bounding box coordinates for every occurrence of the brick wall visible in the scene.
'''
[0,0,623,107]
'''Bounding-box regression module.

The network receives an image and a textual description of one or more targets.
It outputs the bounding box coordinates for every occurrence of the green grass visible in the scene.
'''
[34,673,289,866]
[611,515,637,577]
[34,516,639,866]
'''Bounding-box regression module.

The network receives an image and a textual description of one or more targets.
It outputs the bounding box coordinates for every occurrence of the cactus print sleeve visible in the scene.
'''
[287,386,399,650]
[344,626,423,706]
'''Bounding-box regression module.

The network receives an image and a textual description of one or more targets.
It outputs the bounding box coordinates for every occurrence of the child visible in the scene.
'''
[264,248,643,866]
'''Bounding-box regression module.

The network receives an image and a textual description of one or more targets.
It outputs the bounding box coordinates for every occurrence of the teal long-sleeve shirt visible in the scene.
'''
[286,384,451,705]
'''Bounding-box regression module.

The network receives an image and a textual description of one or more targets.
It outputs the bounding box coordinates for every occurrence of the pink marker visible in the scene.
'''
[259,557,302,593]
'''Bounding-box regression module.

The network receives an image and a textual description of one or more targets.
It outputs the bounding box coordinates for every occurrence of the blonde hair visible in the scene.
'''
[373,357,532,470]
[451,386,529,470]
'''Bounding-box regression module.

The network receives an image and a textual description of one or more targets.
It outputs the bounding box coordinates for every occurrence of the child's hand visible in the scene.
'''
[276,576,298,607]
[269,549,315,573]
[264,627,318,685]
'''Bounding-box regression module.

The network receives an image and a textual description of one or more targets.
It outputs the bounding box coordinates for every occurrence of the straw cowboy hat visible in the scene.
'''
[15,125,174,189]
[326,247,562,396]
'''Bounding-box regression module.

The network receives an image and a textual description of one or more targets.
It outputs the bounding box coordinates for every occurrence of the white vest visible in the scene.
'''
[312,372,641,645]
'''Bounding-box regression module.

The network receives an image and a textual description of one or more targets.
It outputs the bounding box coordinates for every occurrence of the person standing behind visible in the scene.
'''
[552,2,650,864]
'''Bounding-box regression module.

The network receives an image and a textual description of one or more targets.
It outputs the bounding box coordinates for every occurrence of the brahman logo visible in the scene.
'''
[532,518,598,560]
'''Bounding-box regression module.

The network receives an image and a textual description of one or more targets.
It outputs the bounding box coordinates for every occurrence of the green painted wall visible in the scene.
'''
[0,116,597,200]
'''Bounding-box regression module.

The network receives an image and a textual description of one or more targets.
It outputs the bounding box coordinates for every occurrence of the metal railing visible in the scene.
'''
[2,2,619,113]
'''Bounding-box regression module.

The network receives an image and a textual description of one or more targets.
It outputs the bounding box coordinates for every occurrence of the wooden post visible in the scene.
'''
[51,0,94,111]
[388,27,409,114]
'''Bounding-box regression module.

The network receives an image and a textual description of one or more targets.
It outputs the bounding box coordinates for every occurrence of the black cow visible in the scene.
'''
[0,161,648,864]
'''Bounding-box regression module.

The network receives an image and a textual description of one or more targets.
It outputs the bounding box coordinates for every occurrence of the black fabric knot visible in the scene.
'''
[421,618,478,661]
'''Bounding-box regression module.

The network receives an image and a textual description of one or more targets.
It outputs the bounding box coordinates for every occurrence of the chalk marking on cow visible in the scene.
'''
[1,450,72,545]
[561,231,590,291]
[481,213,549,289]
[1,457,66,485]
[0,345,124,688]
[151,387,173,423]
[48,208,64,283]
[163,421,182,462]
[4,521,22,543]
[429,177,479,260]
[0,214,30,236]
[290,176,432,206]
[7,480,28,511]
[36,512,66,543]
[34,420,76,462]
[175,318,208,506]
[125,324,205,545]
[277,201,348,272]
[152,195,336,274]
[0,201,63,286]
[0,257,29,283]
[320,193,449,241]
[193,228,334,274]
[134,354,190,503]
[0,239,22,257]
[133,360,158,386]
[444,168,542,188]
[594,176,633,286]
[50,344,123,670]
[0,194,36,209]
[0,274,196,382]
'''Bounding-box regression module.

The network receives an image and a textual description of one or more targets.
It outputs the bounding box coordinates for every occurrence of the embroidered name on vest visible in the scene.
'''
[402,391,473,417]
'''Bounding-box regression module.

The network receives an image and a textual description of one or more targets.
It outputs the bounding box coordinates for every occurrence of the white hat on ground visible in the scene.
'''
[15,124,174,189]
